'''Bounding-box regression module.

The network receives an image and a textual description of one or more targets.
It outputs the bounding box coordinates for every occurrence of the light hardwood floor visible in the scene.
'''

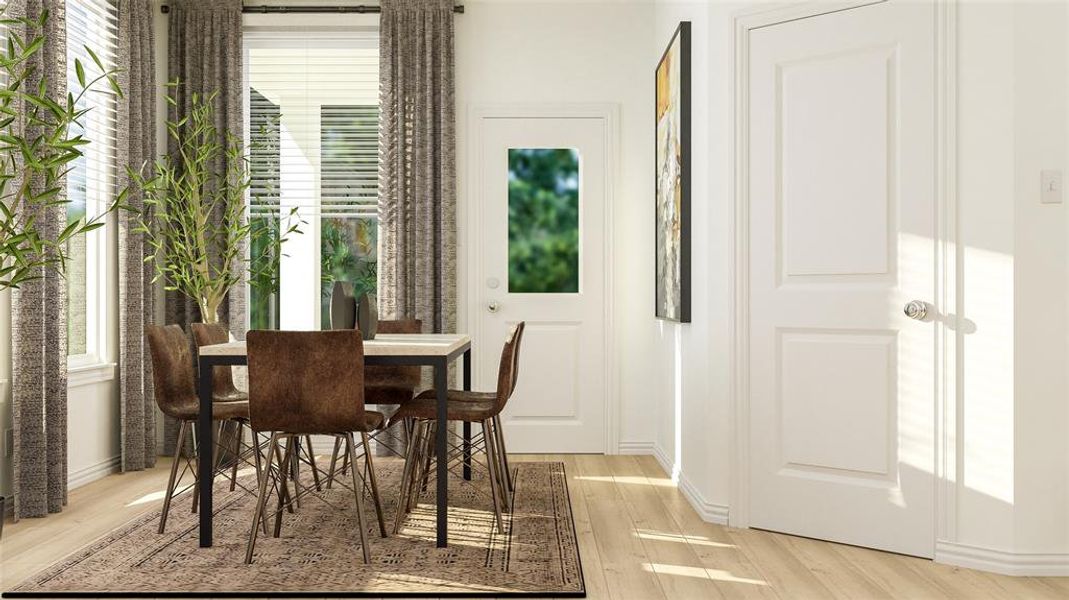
[1,454,1066,599]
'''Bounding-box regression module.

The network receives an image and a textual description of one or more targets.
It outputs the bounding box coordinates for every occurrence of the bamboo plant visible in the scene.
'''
[0,8,124,291]
[133,82,299,324]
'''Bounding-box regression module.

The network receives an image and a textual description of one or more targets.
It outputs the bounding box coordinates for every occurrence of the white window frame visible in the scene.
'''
[66,0,118,386]
[242,26,379,331]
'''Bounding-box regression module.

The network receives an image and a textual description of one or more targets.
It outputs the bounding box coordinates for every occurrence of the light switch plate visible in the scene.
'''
[1041,170,1062,204]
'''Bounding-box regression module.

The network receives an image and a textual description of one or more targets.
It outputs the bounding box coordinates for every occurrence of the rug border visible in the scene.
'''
[3,461,587,599]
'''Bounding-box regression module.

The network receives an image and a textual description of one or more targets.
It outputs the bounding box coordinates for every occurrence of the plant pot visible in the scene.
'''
[356,292,378,340]
[329,281,356,330]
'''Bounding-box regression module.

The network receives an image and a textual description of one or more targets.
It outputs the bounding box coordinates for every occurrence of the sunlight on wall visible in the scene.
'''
[962,245,1015,505]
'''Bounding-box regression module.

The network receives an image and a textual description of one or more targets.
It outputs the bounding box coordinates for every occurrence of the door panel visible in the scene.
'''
[473,116,608,453]
[748,1,936,558]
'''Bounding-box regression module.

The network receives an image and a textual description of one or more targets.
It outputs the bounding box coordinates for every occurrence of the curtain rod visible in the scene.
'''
[161,4,465,14]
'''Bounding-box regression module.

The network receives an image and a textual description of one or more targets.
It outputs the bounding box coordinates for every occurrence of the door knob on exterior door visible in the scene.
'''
[487,300,500,313]
[903,300,928,321]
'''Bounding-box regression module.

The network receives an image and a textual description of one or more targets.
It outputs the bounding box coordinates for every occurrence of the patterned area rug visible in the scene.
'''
[8,459,584,597]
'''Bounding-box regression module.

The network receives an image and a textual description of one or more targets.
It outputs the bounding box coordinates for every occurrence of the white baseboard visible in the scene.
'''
[936,540,1069,577]
[617,440,656,455]
[652,443,677,480]
[68,455,121,490]
[678,471,730,525]
[646,443,731,526]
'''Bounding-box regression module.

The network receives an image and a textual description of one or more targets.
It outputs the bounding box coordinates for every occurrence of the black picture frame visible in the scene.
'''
[654,21,691,323]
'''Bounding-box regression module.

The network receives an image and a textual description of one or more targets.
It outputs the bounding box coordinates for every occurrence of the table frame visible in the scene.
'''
[197,341,472,549]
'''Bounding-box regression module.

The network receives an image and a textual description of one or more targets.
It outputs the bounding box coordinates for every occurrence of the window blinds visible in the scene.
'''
[66,0,119,217]
[246,34,379,220]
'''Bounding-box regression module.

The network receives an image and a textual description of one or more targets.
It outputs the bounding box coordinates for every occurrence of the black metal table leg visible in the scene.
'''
[462,348,472,481]
[434,357,449,548]
[197,356,214,548]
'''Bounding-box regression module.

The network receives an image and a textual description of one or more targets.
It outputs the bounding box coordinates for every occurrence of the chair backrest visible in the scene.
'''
[145,325,198,420]
[246,329,368,434]
[365,318,423,389]
[493,322,526,414]
[190,322,239,398]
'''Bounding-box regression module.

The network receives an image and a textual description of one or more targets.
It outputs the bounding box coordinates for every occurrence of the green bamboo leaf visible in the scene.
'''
[74,58,86,88]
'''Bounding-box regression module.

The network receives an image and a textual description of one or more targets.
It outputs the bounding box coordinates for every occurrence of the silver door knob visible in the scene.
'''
[487,300,500,313]
[903,300,928,321]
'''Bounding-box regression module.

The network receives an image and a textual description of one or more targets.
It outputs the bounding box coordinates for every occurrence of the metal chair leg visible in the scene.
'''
[361,432,388,538]
[493,414,513,493]
[487,418,510,510]
[274,437,295,537]
[418,422,436,495]
[250,429,268,535]
[245,433,280,564]
[304,435,322,491]
[158,420,189,534]
[345,433,372,564]
[271,438,294,515]
[289,437,305,510]
[229,421,244,492]
[393,420,423,534]
[483,419,507,534]
[326,437,343,489]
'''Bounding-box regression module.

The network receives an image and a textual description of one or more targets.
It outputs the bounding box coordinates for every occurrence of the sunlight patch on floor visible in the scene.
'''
[643,563,769,586]
[634,529,736,548]
[574,475,675,487]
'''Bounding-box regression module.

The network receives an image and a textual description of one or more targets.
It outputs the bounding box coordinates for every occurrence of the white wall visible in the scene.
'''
[455,1,659,446]
[649,0,1069,574]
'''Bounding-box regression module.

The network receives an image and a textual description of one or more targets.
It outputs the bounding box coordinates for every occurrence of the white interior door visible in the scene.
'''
[747,1,936,557]
[472,114,608,453]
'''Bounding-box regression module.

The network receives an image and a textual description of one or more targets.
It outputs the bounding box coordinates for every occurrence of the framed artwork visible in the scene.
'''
[655,21,691,323]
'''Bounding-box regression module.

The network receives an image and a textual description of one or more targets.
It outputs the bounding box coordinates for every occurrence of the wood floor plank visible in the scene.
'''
[559,455,613,600]
[770,532,894,599]
[825,542,954,599]
[606,455,728,599]
[4,454,1067,600]
[727,527,840,600]
[633,455,782,600]
[570,454,667,600]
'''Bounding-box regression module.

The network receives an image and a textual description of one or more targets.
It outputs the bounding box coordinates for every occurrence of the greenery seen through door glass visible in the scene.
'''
[508,148,580,293]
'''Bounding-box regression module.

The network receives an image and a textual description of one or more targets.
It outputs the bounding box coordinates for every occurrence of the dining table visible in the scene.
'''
[196,333,473,549]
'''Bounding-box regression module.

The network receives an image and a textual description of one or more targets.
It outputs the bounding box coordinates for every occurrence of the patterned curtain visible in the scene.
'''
[10,0,69,520]
[117,0,157,472]
[162,0,244,452]
[378,0,457,335]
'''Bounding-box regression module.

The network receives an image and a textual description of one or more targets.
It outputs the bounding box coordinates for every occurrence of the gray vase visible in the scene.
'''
[329,281,356,330]
[356,292,378,340]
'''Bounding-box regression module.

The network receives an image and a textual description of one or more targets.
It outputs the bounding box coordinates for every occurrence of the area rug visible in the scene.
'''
[7,459,584,597]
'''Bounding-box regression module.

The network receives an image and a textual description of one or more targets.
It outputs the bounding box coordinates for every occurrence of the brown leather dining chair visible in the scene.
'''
[244,329,388,565]
[389,322,525,535]
[326,318,423,484]
[193,323,323,497]
[146,325,259,534]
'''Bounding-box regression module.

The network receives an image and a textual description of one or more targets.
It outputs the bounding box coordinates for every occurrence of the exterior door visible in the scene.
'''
[747,1,937,557]
[472,114,608,453]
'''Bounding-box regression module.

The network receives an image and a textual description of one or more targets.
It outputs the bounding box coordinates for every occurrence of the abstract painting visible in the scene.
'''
[655,22,691,322]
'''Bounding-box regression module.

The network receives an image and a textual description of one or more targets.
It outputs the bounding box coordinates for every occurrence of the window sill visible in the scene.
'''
[68,362,117,388]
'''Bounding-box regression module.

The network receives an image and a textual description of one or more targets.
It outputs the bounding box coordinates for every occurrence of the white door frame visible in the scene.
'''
[728,0,959,550]
[464,103,620,454]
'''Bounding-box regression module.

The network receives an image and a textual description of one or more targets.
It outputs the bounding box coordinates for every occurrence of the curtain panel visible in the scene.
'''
[378,0,457,336]
[164,0,244,336]
[9,0,69,520]
[162,0,243,453]
[117,0,158,472]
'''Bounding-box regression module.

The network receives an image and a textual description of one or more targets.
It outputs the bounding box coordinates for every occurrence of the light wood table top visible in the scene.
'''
[198,333,472,358]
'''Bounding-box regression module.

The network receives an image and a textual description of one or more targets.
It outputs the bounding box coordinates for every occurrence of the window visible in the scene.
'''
[508,148,581,293]
[245,32,379,330]
[65,0,118,366]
